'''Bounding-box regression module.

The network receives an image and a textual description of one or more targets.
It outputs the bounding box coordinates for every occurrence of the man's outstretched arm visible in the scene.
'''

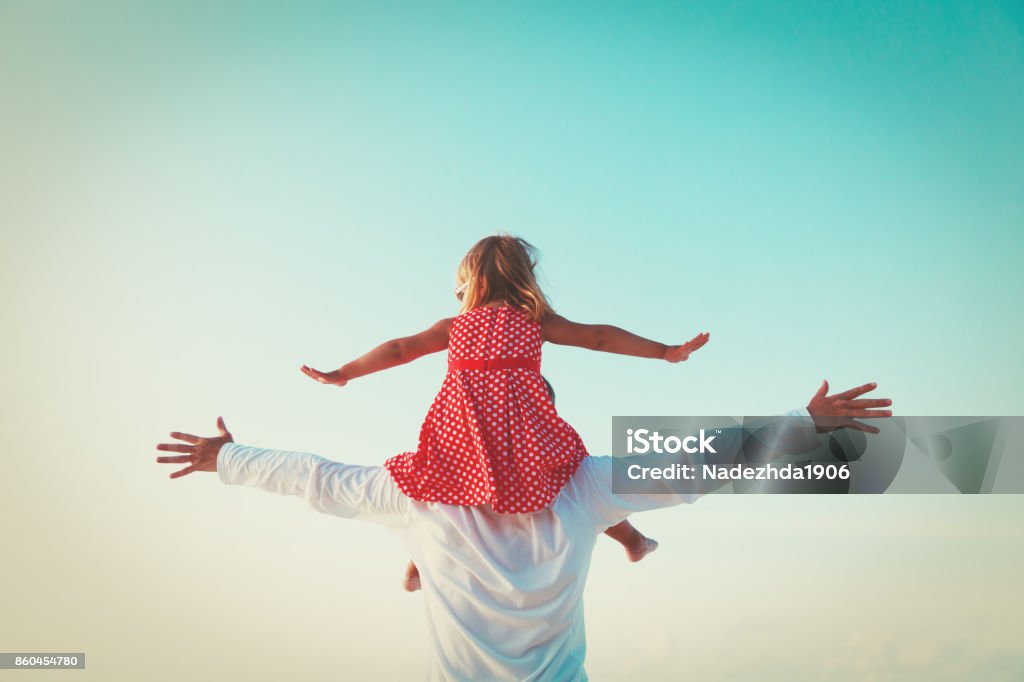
[577,409,819,527]
[156,418,409,526]
[576,380,893,529]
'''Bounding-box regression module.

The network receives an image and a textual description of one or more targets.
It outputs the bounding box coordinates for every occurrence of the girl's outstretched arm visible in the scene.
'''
[301,317,454,386]
[541,314,709,362]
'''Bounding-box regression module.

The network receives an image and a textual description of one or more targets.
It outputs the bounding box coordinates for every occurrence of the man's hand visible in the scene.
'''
[300,365,348,387]
[807,381,893,434]
[155,417,234,479]
[664,332,710,363]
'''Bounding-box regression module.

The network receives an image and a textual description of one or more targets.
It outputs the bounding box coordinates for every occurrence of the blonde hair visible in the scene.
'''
[455,234,553,322]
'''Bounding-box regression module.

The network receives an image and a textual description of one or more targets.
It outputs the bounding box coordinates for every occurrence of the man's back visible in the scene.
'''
[218,447,692,681]
[401,461,613,681]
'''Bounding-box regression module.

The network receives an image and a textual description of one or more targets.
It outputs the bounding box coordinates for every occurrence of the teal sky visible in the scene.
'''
[1,2,1022,680]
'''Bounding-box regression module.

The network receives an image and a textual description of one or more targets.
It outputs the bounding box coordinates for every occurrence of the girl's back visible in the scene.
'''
[385,304,589,514]
[449,304,542,362]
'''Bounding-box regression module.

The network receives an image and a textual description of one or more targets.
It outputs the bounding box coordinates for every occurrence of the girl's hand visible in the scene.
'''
[301,365,348,387]
[663,332,710,363]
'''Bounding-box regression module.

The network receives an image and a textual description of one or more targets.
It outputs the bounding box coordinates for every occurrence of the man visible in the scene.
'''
[156,380,891,680]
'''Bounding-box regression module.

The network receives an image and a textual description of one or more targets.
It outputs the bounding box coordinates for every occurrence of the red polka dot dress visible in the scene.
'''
[384,305,589,514]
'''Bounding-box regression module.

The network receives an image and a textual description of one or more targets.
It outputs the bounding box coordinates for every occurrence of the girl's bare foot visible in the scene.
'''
[626,536,659,563]
[403,560,422,592]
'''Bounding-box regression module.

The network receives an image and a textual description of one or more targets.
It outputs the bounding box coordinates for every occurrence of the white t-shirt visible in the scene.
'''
[217,412,814,681]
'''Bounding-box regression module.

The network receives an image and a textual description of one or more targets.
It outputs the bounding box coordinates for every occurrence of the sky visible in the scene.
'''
[1,1,1022,680]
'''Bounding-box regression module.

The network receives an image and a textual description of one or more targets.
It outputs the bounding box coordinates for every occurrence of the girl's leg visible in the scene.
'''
[604,520,659,562]
[403,560,421,592]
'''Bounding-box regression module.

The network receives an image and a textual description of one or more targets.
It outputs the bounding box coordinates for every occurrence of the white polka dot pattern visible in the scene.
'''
[384,305,589,514]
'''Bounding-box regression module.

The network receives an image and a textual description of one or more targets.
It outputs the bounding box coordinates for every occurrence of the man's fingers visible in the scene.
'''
[156,443,193,453]
[217,416,230,437]
[156,455,191,464]
[839,409,893,418]
[814,380,829,399]
[838,398,892,409]
[169,465,197,479]
[169,431,201,444]
[845,420,881,435]
[831,382,877,400]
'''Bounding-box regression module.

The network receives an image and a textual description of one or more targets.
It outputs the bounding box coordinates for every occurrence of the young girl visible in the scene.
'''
[301,234,710,590]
